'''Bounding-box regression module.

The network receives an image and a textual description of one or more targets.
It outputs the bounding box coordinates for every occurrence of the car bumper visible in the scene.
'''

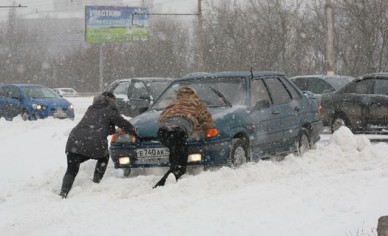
[32,109,75,119]
[109,138,232,169]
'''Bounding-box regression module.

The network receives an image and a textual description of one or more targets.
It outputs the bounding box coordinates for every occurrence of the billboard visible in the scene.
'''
[85,6,149,43]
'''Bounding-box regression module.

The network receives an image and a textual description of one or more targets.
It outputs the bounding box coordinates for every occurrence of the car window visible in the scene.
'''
[112,81,130,96]
[8,86,21,99]
[146,81,171,99]
[374,79,388,95]
[343,79,374,94]
[21,86,59,98]
[292,78,309,91]
[354,80,374,94]
[265,77,292,104]
[130,81,148,99]
[307,78,334,94]
[152,77,245,110]
[281,77,301,99]
[251,78,271,106]
[0,87,5,97]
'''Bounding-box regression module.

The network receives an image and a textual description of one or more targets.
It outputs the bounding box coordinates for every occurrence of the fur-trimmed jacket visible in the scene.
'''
[159,92,213,133]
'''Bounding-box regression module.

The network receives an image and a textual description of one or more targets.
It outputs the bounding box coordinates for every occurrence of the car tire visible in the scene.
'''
[123,168,131,177]
[4,116,13,121]
[227,138,248,168]
[296,129,311,157]
[21,110,30,121]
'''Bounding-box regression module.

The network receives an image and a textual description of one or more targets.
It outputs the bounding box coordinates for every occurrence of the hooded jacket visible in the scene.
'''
[65,94,135,159]
[159,87,213,133]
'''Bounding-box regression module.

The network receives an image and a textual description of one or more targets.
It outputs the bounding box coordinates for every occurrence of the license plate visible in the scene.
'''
[53,111,67,118]
[136,148,170,158]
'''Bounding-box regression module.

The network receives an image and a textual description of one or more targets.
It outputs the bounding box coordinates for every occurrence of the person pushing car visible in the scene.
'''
[59,92,136,198]
[154,86,213,188]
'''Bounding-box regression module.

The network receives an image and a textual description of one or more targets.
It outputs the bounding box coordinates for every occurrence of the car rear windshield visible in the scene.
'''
[152,77,246,110]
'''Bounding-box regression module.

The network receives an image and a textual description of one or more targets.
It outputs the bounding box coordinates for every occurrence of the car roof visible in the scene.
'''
[360,72,388,79]
[182,71,285,80]
[112,77,174,83]
[1,84,45,88]
[289,74,356,88]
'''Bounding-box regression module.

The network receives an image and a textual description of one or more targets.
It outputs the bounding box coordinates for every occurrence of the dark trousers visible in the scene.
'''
[154,127,188,188]
[60,152,109,198]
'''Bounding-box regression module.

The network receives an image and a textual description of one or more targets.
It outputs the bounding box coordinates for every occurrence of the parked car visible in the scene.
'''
[104,77,174,117]
[290,75,356,96]
[109,71,322,176]
[0,84,75,121]
[320,73,388,133]
[52,88,78,97]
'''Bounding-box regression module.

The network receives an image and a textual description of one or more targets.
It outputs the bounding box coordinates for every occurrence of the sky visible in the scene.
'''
[1,96,388,235]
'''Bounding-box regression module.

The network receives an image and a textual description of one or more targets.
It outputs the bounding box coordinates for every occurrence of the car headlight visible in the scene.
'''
[118,157,130,165]
[32,104,43,110]
[187,154,202,162]
[111,133,137,143]
[68,104,74,110]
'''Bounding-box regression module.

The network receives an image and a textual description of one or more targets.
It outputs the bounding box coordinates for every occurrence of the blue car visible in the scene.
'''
[109,71,322,176]
[0,84,75,121]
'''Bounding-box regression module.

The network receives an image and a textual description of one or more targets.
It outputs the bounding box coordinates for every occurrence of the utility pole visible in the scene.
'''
[99,43,104,92]
[197,0,204,71]
[325,0,335,76]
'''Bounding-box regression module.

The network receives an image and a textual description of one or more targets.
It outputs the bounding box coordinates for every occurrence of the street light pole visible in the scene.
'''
[326,0,335,76]
[197,0,204,71]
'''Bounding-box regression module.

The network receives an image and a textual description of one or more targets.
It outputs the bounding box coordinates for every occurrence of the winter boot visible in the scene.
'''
[153,170,172,188]
[59,174,75,199]
[93,159,108,183]
[172,165,186,181]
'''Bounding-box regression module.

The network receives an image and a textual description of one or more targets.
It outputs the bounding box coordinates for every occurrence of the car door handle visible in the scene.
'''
[272,110,280,115]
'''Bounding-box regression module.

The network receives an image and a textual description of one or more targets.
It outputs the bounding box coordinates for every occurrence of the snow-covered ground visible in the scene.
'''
[1,96,387,236]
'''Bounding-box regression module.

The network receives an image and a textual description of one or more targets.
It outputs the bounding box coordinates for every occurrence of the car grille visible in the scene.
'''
[138,137,159,142]
[50,107,68,111]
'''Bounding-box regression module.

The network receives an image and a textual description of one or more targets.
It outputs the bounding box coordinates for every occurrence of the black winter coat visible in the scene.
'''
[65,94,135,159]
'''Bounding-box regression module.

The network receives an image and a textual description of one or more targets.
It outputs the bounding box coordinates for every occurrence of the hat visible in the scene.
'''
[176,86,196,98]
[101,91,116,99]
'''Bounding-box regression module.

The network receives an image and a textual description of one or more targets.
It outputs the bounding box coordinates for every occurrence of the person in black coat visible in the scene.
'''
[59,92,136,198]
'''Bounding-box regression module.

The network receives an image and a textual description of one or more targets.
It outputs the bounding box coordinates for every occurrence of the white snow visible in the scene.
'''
[1,96,388,236]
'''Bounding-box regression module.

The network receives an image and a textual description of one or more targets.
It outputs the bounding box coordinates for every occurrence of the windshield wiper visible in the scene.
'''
[209,87,232,107]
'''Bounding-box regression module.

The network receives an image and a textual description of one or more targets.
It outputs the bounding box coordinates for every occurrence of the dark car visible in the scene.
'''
[109,71,322,176]
[104,77,173,117]
[0,84,75,121]
[290,75,356,96]
[320,73,388,133]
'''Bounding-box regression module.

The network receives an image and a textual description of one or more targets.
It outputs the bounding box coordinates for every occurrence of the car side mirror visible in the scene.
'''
[252,99,270,111]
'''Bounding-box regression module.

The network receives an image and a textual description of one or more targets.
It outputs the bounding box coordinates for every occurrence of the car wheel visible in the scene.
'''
[227,138,248,168]
[296,129,311,156]
[4,116,13,121]
[21,111,30,121]
[123,168,131,177]
[331,116,348,133]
